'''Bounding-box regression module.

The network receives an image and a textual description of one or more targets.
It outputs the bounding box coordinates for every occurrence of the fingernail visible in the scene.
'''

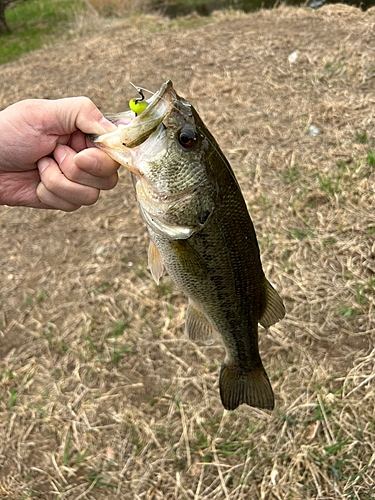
[74,151,98,171]
[99,116,117,133]
[54,144,67,165]
[38,157,51,174]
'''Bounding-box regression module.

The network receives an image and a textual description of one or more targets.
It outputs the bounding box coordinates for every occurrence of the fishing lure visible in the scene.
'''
[129,87,148,116]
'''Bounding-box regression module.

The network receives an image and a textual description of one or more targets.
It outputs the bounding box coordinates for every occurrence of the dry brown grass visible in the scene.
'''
[1,4,375,499]
[84,0,152,17]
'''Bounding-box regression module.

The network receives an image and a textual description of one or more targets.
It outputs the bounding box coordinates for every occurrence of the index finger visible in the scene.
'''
[74,148,120,178]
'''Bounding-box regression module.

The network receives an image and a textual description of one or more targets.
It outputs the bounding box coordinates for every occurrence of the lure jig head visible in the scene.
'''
[129,83,148,116]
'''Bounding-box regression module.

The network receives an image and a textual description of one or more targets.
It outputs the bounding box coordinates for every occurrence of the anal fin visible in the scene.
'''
[259,280,285,329]
[185,300,218,345]
[219,362,274,411]
[148,240,164,285]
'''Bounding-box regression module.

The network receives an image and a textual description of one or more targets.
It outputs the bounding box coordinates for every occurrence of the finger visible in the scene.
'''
[0,170,51,209]
[37,156,100,206]
[0,98,117,169]
[36,182,81,212]
[48,97,118,137]
[69,130,88,152]
[54,145,118,190]
[73,97,118,136]
[56,134,71,146]
[74,148,120,178]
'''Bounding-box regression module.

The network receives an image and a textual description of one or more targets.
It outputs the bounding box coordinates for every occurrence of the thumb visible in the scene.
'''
[43,97,118,137]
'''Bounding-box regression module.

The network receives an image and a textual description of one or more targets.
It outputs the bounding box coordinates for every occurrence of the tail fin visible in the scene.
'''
[219,362,274,411]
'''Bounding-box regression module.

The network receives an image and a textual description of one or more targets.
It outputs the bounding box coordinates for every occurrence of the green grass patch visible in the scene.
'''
[367,150,375,166]
[355,129,368,144]
[0,0,86,65]
[355,281,368,305]
[280,166,299,183]
[317,173,341,197]
[9,389,17,409]
[105,320,128,340]
[339,306,359,319]
[63,436,72,466]
[288,229,310,241]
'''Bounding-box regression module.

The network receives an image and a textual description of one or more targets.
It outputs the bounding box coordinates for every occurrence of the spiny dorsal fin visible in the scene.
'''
[219,362,274,411]
[185,300,218,345]
[259,280,285,329]
[148,240,164,285]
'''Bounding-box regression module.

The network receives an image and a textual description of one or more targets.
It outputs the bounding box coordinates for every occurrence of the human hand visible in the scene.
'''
[0,97,120,211]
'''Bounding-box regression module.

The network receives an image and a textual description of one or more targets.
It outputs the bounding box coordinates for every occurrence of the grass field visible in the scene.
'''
[1,3,375,500]
[0,0,214,65]
[0,0,90,65]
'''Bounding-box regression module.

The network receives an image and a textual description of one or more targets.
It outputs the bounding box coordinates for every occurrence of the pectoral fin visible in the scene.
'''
[185,300,218,345]
[148,240,164,285]
[170,239,209,279]
[259,280,285,329]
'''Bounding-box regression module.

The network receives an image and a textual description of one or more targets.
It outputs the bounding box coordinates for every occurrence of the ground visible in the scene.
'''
[0,4,375,499]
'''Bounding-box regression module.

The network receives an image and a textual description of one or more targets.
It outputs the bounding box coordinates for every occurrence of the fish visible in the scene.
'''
[88,80,285,411]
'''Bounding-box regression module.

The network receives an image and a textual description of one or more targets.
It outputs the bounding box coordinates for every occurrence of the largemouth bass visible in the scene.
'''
[89,80,285,410]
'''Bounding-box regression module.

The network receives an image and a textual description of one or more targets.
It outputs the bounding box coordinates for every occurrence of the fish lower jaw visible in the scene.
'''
[92,144,142,176]
[122,161,141,176]
[117,155,141,176]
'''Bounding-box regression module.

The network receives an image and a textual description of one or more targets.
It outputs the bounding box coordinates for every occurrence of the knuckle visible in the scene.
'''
[36,183,48,204]
[76,96,100,120]
[75,96,92,107]
[43,169,63,193]
[64,166,80,183]
[83,188,100,206]
[106,173,118,190]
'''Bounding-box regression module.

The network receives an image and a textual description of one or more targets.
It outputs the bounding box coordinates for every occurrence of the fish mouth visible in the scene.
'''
[87,80,176,171]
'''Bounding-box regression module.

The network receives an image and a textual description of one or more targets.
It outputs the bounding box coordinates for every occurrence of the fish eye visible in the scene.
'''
[177,128,197,149]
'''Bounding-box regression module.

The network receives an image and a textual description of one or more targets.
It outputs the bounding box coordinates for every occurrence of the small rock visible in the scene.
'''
[288,51,298,64]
